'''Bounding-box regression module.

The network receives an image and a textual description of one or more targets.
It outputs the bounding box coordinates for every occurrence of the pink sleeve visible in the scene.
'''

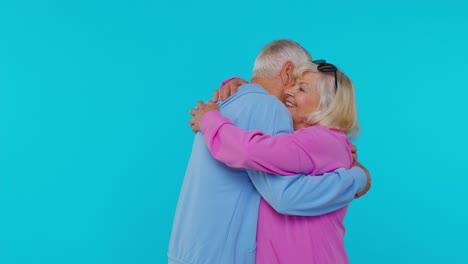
[200,111,350,175]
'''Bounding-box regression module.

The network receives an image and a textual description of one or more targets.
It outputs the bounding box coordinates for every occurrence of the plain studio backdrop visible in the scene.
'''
[1,0,467,263]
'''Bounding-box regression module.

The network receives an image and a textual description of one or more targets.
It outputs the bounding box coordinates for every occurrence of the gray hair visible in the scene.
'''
[251,39,312,79]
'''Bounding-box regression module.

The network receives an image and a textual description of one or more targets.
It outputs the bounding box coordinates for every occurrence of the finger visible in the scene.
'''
[190,118,200,132]
[189,119,195,130]
[238,78,248,84]
[207,100,216,107]
[236,79,247,86]
[230,83,239,95]
[189,108,199,116]
[206,100,217,110]
[221,85,231,101]
[351,145,357,153]
[213,90,219,102]
[217,87,225,101]
[197,100,206,110]
[193,123,200,132]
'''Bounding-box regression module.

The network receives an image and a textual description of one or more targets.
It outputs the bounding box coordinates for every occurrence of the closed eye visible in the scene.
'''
[298,81,308,92]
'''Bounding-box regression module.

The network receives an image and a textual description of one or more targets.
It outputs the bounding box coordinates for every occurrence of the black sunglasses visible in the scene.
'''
[313,59,338,92]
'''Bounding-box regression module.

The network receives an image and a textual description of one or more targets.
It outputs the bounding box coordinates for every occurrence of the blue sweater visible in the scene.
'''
[168,84,366,264]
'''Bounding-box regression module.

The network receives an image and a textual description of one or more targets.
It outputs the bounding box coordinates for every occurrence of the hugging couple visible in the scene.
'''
[168,39,372,264]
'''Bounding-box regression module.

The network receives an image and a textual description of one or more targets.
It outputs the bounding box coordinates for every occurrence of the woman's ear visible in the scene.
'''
[281,61,294,87]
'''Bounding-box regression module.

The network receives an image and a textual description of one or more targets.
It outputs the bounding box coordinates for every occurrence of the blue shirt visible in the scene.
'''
[168,84,367,264]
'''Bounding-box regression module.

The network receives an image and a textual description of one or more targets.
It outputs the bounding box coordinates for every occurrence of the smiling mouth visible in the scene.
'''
[285,101,296,108]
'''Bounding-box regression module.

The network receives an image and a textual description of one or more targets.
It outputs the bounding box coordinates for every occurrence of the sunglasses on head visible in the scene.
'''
[313,59,338,92]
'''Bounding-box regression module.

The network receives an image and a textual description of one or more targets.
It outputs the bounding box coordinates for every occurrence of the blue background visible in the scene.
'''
[1,0,467,263]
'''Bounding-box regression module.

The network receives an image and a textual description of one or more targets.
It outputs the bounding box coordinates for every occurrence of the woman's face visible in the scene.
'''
[284,72,321,130]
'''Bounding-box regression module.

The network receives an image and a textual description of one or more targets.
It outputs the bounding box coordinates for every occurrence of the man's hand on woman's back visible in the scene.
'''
[353,161,371,199]
[350,144,371,199]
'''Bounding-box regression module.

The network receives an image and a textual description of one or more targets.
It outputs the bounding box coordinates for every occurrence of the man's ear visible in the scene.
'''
[281,61,294,87]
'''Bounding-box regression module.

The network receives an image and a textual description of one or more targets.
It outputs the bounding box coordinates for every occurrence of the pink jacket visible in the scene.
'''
[200,110,353,263]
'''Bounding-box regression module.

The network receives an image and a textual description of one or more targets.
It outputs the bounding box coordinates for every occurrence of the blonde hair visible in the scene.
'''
[251,39,311,79]
[293,62,359,138]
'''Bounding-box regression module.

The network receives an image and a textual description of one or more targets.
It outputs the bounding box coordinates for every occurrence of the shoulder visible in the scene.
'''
[220,84,288,115]
[218,84,292,134]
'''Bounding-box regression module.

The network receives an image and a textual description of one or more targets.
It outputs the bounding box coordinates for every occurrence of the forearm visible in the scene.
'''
[200,111,309,175]
[247,167,367,216]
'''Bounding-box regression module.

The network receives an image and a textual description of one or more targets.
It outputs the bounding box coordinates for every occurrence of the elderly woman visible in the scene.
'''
[190,61,361,264]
